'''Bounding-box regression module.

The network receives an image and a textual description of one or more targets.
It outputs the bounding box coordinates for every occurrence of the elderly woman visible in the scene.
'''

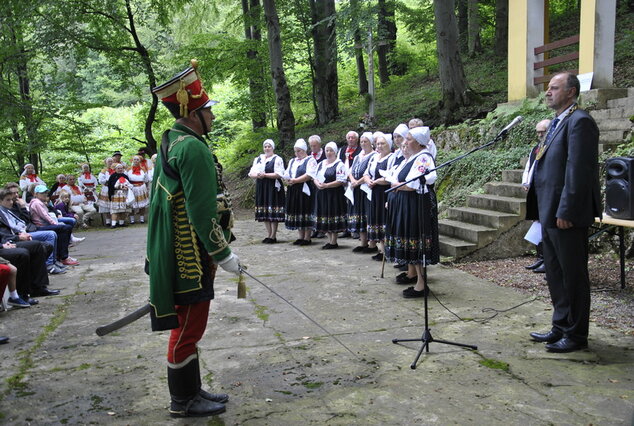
[66,174,98,228]
[49,174,69,204]
[107,163,132,228]
[97,157,115,226]
[313,142,348,249]
[347,132,377,253]
[387,124,409,170]
[385,127,439,298]
[283,139,318,245]
[364,132,393,261]
[127,155,150,224]
[19,164,45,198]
[248,139,286,243]
[78,163,98,203]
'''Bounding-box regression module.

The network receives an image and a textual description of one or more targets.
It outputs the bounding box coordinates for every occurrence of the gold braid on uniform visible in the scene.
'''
[208,218,229,256]
[172,191,203,285]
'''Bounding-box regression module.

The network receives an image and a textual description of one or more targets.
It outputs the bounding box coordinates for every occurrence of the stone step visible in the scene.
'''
[467,193,526,215]
[438,219,497,245]
[438,234,477,259]
[600,129,630,143]
[447,206,520,231]
[594,117,633,131]
[485,181,527,198]
[607,96,634,109]
[581,88,629,109]
[501,169,524,183]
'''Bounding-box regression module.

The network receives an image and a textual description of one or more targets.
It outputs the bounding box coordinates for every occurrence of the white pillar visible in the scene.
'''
[579,0,616,88]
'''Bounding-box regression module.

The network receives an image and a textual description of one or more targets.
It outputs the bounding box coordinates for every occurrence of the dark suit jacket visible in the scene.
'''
[526,107,601,228]
[337,145,362,165]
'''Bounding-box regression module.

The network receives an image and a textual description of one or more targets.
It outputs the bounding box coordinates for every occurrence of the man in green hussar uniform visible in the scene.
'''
[148,60,241,418]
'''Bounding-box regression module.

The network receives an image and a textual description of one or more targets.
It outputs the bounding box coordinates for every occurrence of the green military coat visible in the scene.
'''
[147,123,231,331]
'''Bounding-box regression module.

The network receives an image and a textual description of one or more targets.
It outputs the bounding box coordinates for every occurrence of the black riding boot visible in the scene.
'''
[168,357,226,418]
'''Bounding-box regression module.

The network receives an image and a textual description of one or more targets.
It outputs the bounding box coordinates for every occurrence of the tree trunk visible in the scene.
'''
[494,0,508,58]
[309,0,338,124]
[456,0,468,54]
[377,0,397,82]
[350,0,368,95]
[242,0,267,129]
[467,0,482,56]
[125,0,158,154]
[262,0,295,149]
[434,0,469,123]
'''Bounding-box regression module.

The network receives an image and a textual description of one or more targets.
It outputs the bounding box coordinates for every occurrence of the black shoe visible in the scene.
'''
[396,275,417,285]
[300,240,312,246]
[533,263,546,273]
[268,238,277,244]
[292,239,303,245]
[403,286,429,298]
[371,253,384,261]
[545,337,588,353]
[530,330,563,343]
[0,336,8,344]
[31,289,60,297]
[169,394,226,418]
[262,237,272,243]
[525,259,544,270]
[199,390,229,404]
[322,243,339,250]
[352,245,367,253]
[118,223,128,227]
[393,262,405,269]
[363,246,378,254]
[396,272,408,279]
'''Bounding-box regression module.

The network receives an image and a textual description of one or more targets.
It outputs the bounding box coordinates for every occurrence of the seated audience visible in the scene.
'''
[66,174,97,228]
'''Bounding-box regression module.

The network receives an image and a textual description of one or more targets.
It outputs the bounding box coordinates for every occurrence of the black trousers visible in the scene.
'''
[0,240,51,298]
[542,226,591,341]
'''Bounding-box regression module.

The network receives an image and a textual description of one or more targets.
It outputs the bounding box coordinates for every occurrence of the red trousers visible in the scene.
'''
[0,264,11,296]
[167,300,210,365]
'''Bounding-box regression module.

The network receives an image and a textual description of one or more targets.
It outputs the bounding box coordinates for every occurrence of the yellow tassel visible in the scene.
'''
[237,273,246,299]
[176,80,189,117]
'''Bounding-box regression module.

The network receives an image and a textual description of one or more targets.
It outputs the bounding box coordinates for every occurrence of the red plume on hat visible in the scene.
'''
[152,59,217,119]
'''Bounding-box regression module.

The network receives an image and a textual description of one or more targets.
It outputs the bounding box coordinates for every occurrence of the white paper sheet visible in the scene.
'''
[524,221,542,245]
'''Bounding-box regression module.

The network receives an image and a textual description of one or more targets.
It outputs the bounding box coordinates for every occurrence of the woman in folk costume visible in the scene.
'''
[248,139,285,243]
[148,60,241,418]
[18,164,45,197]
[384,126,440,298]
[363,132,393,262]
[107,163,132,228]
[313,141,348,249]
[387,123,408,170]
[77,163,98,203]
[127,155,150,224]
[347,132,377,253]
[283,139,317,245]
[67,174,98,228]
[97,157,114,226]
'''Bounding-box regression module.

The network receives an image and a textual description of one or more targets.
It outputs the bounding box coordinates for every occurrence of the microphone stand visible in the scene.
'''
[387,131,509,369]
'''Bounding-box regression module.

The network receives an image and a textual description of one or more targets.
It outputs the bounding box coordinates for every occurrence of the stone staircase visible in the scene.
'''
[438,87,634,261]
[587,87,634,151]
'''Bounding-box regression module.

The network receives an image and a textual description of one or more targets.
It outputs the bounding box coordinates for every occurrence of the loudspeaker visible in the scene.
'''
[605,156,634,220]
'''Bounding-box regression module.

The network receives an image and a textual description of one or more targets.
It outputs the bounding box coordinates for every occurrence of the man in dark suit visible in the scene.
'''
[526,73,601,353]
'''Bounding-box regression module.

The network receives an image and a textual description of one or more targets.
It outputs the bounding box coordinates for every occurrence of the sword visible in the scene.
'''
[95,303,151,336]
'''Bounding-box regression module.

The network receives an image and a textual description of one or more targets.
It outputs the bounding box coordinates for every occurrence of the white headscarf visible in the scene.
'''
[360,131,375,147]
[263,139,275,150]
[325,141,338,153]
[373,131,392,149]
[294,138,308,151]
[409,126,431,146]
[393,124,409,139]
[384,133,393,149]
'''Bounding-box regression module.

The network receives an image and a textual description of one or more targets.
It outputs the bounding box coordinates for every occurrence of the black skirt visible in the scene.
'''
[346,186,368,233]
[254,178,285,222]
[314,186,347,232]
[285,183,315,230]
[384,189,439,265]
[366,184,389,242]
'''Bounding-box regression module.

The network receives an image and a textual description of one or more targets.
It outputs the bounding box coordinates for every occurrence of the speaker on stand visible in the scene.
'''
[605,156,634,220]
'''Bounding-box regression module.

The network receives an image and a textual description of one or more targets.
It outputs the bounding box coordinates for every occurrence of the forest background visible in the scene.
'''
[1,0,633,211]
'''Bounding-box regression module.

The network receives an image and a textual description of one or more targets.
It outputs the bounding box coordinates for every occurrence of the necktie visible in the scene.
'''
[544,117,560,145]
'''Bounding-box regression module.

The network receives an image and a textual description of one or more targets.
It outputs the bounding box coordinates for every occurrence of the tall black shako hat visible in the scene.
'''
[152,59,217,119]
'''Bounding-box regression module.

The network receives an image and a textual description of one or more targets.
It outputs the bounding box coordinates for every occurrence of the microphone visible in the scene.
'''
[496,115,523,139]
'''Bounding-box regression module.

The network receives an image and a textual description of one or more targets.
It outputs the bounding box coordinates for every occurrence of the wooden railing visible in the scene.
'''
[533,34,579,85]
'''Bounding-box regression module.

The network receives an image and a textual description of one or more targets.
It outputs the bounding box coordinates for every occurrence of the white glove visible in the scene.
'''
[216,253,241,276]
